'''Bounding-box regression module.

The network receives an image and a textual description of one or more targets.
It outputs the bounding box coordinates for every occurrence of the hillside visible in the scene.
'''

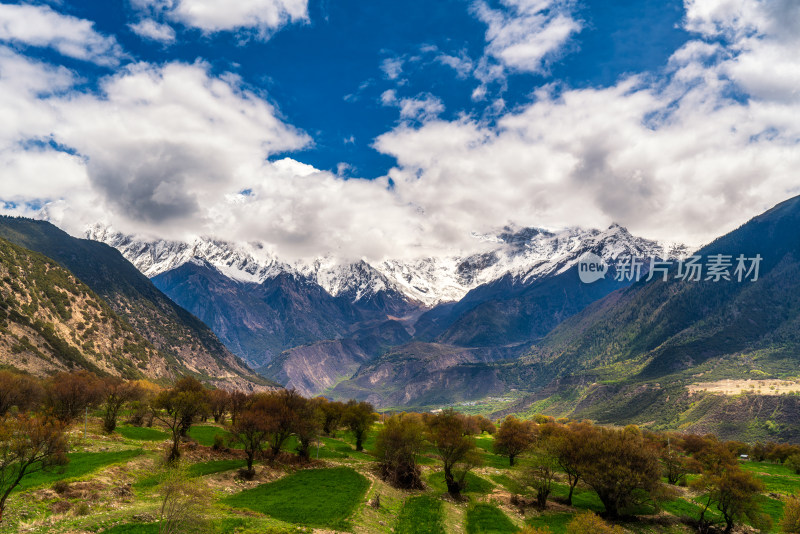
[0,236,165,378]
[493,195,800,438]
[0,217,269,389]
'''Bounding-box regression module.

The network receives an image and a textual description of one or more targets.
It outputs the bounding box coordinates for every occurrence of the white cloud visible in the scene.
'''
[372,0,800,249]
[0,4,124,66]
[473,0,581,79]
[381,90,445,122]
[381,57,404,80]
[129,19,177,44]
[133,0,308,36]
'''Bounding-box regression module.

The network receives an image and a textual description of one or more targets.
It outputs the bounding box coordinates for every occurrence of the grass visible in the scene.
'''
[395,495,446,534]
[187,425,241,449]
[525,512,573,534]
[426,471,495,495]
[224,467,369,529]
[465,503,517,534]
[9,449,143,493]
[115,425,168,441]
[187,458,248,477]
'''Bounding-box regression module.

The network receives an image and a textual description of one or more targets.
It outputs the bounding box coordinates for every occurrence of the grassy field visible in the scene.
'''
[466,503,517,534]
[3,418,800,534]
[223,467,369,529]
[395,495,446,534]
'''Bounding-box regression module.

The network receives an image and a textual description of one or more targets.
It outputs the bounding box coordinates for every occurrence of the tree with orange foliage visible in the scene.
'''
[43,370,105,422]
[0,414,68,524]
[494,415,535,466]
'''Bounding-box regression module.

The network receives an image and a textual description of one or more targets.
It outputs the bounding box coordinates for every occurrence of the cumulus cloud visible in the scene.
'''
[372,0,800,248]
[472,0,581,80]
[2,0,800,261]
[0,4,124,66]
[381,90,445,122]
[132,0,308,36]
[129,19,177,44]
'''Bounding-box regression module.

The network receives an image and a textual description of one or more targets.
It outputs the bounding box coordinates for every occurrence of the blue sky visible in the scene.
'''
[40,0,690,178]
[0,0,798,259]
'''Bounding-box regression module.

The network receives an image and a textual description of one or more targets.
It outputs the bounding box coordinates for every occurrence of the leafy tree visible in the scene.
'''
[0,370,41,416]
[343,400,377,452]
[43,370,105,422]
[152,380,209,462]
[317,398,346,437]
[518,444,559,509]
[786,453,800,475]
[172,377,210,437]
[208,389,230,425]
[579,425,661,518]
[494,415,535,466]
[540,421,592,506]
[230,394,269,477]
[660,438,691,486]
[229,390,249,426]
[101,377,144,433]
[781,491,800,533]
[375,413,425,488]
[262,389,304,458]
[294,396,322,461]
[0,414,68,524]
[157,464,212,534]
[692,465,769,533]
[426,409,481,498]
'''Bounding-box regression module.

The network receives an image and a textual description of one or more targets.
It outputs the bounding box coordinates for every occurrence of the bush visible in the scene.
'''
[781,493,800,533]
[786,454,800,475]
[566,511,625,534]
[212,434,225,451]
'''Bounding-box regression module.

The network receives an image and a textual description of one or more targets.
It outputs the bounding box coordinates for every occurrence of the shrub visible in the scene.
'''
[781,492,800,533]
[566,511,625,534]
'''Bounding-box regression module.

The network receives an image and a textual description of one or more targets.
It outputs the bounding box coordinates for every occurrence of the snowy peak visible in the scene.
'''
[86,223,689,308]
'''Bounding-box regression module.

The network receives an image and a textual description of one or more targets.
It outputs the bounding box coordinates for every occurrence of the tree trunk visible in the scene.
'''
[509,454,515,466]
[566,477,578,506]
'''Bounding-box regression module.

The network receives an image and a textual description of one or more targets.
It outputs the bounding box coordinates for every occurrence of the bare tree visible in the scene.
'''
[157,464,212,534]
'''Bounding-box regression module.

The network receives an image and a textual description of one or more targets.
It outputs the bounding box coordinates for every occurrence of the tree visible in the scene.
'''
[208,389,230,425]
[294,397,322,461]
[426,409,482,498]
[43,370,104,422]
[343,400,377,452]
[318,398,345,437]
[230,395,269,477]
[0,370,41,416]
[518,444,559,509]
[229,391,248,426]
[375,413,426,489]
[494,415,535,466]
[579,425,662,518]
[101,377,144,434]
[781,491,800,533]
[540,421,591,506]
[692,465,769,533]
[157,464,212,534]
[0,414,68,524]
[786,453,800,475]
[263,389,304,458]
[660,437,691,485]
[152,380,210,462]
[171,378,209,437]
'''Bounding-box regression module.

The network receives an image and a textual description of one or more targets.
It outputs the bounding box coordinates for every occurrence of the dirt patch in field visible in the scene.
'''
[687,379,800,396]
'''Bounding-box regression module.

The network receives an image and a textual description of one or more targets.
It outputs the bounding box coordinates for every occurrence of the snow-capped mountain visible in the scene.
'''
[86,223,689,309]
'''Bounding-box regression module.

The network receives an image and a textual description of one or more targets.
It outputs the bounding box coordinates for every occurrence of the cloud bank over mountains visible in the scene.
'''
[0,0,799,260]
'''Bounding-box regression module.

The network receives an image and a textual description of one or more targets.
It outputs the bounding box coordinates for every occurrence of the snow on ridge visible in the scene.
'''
[85,223,690,308]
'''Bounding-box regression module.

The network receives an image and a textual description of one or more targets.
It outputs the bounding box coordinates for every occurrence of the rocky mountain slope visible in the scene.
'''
[0,217,269,390]
[0,236,166,378]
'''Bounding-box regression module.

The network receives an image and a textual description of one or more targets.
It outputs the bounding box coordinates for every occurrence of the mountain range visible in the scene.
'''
[86,221,687,396]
